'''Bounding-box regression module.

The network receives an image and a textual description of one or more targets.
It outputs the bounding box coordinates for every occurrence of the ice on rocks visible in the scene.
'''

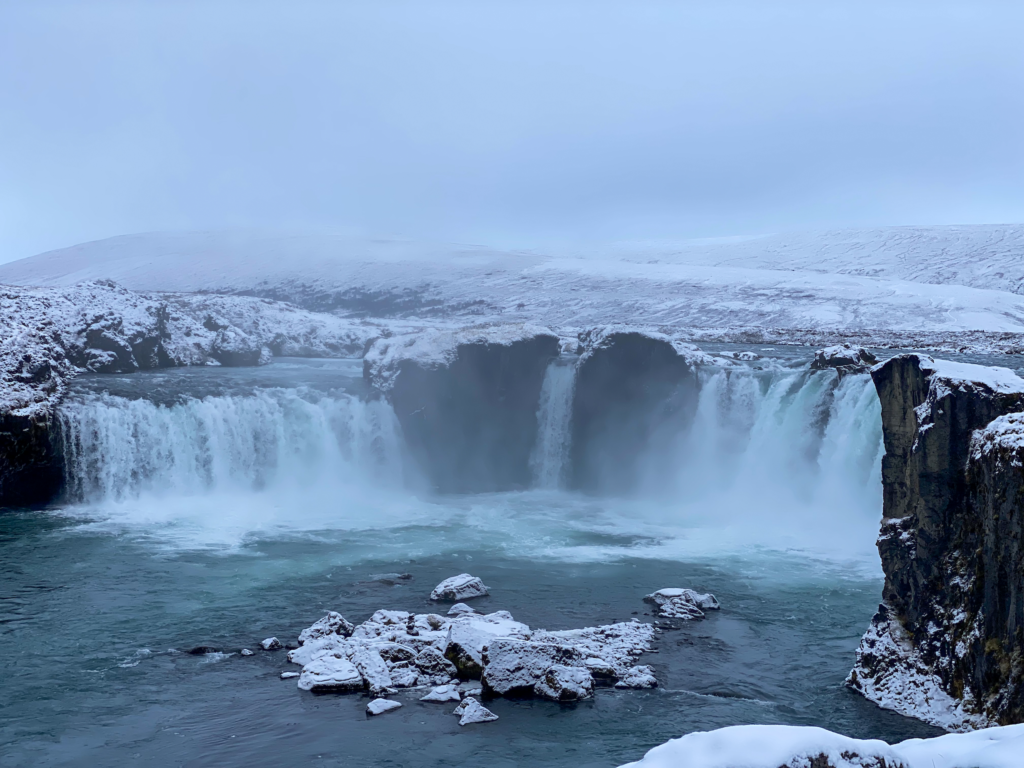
[430,574,490,602]
[366,698,402,716]
[644,588,719,619]
[260,637,282,651]
[420,684,462,702]
[454,697,499,726]
[296,654,363,693]
[534,664,595,701]
[447,603,478,617]
[298,611,354,645]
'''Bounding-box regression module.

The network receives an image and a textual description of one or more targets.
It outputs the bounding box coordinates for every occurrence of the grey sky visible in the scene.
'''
[1,0,1022,263]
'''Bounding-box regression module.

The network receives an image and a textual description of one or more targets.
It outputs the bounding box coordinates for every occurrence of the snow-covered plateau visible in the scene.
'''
[1,225,1023,352]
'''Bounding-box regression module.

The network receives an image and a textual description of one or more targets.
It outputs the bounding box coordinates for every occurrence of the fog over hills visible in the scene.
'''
[2,224,1024,335]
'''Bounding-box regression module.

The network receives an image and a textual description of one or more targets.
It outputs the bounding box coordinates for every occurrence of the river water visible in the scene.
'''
[1,350,969,767]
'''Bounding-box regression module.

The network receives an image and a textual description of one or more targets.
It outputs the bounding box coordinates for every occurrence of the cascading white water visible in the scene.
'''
[60,388,410,502]
[642,365,884,549]
[529,359,577,489]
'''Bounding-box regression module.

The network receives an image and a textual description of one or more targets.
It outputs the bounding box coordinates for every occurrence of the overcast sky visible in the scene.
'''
[1,0,1022,263]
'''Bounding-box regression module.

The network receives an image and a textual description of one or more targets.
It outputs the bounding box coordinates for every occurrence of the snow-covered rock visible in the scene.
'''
[366,698,402,716]
[298,611,355,645]
[286,603,657,701]
[811,344,878,371]
[534,664,595,702]
[296,654,364,693]
[280,671,299,679]
[454,697,499,726]
[615,665,658,689]
[240,648,254,656]
[351,646,394,696]
[618,723,1024,768]
[446,603,478,617]
[420,684,462,702]
[430,574,490,602]
[481,639,585,696]
[260,637,282,651]
[413,646,457,685]
[444,612,531,678]
[644,588,720,619]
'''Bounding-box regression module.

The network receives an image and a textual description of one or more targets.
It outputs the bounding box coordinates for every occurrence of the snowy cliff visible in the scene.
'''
[849,355,1024,730]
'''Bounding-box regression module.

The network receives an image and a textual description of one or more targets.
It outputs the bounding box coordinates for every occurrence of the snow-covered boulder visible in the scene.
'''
[532,620,656,683]
[298,611,354,645]
[420,683,462,702]
[447,603,478,617]
[366,698,402,716]
[644,588,719,619]
[481,638,585,696]
[444,611,531,678]
[534,664,595,702]
[387,661,419,688]
[260,637,283,651]
[454,696,499,726]
[296,654,363,693]
[811,344,878,371]
[615,665,658,689]
[430,574,490,602]
[351,646,394,695]
[414,646,457,685]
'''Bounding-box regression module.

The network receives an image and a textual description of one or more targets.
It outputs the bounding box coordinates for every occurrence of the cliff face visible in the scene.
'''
[365,326,560,493]
[570,330,702,493]
[849,353,1024,730]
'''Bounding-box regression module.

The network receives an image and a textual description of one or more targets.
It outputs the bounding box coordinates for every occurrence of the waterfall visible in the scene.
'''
[59,388,410,503]
[635,366,883,544]
[529,358,577,489]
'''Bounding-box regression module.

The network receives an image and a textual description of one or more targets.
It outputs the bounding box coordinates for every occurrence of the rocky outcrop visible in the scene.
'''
[811,343,878,373]
[848,353,1024,729]
[364,326,560,492]
[570,329,706,493]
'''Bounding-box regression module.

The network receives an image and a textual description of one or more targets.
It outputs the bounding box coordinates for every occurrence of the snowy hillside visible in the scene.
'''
[1,226,1024,339]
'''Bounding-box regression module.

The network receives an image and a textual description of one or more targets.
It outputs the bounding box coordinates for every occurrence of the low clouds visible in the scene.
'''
[1,0,1022,261]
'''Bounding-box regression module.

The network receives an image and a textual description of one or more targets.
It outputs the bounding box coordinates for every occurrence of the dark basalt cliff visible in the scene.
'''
[377,332,560,493]
[570,331,700,493]
[848,353,1024,729]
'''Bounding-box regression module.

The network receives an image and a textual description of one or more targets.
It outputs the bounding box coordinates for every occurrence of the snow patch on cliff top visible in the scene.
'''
[364,324,556,391]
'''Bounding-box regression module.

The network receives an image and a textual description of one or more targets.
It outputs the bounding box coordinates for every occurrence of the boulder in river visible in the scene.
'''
[534,664,595,702]
[644,588,720,619]
[454,697,499,725]
[298,611,354,644]
[366,698,402,716]
[420,684,462,702]
[430,574,489,601]
[296,653,363,693]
